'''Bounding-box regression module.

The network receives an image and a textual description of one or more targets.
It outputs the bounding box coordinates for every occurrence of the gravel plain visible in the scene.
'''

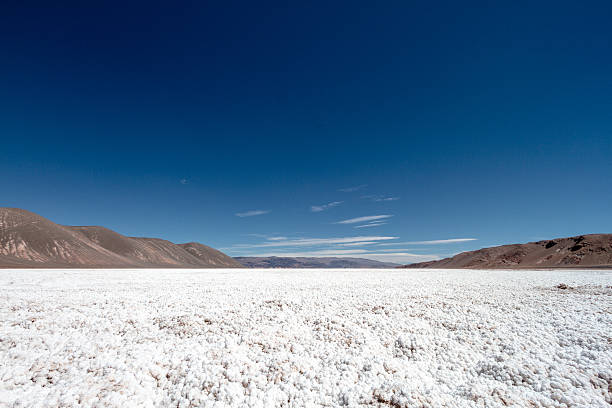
[0,268,610,407]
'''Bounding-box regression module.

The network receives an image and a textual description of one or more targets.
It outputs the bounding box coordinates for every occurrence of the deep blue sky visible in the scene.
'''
[1,1,611,263]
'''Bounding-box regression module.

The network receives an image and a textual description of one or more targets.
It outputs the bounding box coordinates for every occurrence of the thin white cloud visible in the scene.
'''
[362,195,399,202]
[253,250,439,264]
[359,253,440,264]
[336,215,392,224]
[225,236,398,249]
[339,184,367,192]
[235,210,270,217]
[376,248,429,252]
[354,222,387,228]
[267,236,287,241]
[310,201,343,212]
[180,178,188,185]
[337,241,378,246]
[258,249,369,257]
[376,238,477,246]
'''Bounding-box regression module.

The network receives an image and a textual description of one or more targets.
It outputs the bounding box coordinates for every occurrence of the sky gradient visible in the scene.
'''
[1,1,611,263]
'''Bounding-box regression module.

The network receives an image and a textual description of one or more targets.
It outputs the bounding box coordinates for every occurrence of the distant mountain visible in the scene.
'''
[401,234,612,269]
[234,256,399,268]
[0,208,242,268]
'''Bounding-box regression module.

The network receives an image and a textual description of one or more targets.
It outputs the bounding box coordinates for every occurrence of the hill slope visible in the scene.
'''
[0,208,241,268]
[234,256,399,268]
[401,234,612,269]
[0,208,134,267]
[180,242,243,268]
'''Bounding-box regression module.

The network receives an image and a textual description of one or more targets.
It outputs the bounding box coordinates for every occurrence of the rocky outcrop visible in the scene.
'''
[401,234,612,269]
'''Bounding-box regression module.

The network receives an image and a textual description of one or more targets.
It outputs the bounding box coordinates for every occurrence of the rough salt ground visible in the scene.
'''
[0,269,610,407]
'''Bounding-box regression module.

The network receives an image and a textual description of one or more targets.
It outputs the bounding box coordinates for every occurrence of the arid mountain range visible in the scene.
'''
[3,208,611,269]
[234,256,399,268]
[0,208,242,268]
[401,234,612,269]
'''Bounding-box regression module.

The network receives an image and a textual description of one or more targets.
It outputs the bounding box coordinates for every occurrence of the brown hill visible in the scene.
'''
[179,242,244,267]
[68,226,231,267]
[127,237,206,267]
[0,208,242,268]
[0,208,134,267]
[401,234,612,269]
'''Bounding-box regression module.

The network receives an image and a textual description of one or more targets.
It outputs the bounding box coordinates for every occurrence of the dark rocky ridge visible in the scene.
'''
[234,256,399,268]
[0,208,242,268]
[401,234,612,269]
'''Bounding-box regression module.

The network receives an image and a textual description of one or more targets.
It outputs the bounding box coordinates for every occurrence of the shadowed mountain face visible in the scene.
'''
[234,256,399,268]
[401,234,612,269]
[0,208,242,268]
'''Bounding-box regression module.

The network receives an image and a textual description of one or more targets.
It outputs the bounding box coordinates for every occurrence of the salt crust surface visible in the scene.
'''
[0,268,610,407]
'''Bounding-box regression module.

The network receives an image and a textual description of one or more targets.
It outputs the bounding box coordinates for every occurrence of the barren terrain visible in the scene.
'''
[0,208,241,268]
[402,234,612,269]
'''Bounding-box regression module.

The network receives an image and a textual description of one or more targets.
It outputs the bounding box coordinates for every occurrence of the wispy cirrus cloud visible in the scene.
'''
[258,249,371,257]
[224,235,398,249]
[376,238,477,246]
[179,178,188,185]
[224,234,445,264]
[235,210,270,217]
[359,253,440,263]
[254,250,439,264]
[336,215,392,224]
[354,222,387,228]
[338,184,367,192]
[362,195,399,202]
[310,201,343,212]
[337,241,378,246]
